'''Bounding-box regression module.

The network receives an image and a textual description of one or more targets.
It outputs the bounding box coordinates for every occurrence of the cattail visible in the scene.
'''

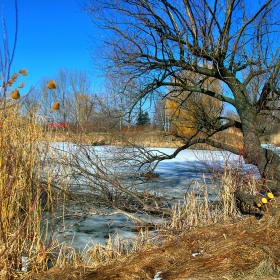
[7,79,14,87]
[11,88,20,100]
[11,73,19,80]
[52,102,60,110]
[19,69,28,76]
[47,79,57,89]
[18,82,25,89]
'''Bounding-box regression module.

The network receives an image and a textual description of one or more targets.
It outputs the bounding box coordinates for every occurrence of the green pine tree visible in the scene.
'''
[136,109,151,126]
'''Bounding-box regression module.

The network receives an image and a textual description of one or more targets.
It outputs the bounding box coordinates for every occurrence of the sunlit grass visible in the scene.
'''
[0,106,62,279]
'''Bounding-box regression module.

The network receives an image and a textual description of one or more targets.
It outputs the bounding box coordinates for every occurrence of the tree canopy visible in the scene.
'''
[166,71,223,138]
[84,0,280,193]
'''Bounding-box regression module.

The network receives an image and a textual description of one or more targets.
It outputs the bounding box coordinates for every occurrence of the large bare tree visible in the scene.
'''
[84,0,280,194]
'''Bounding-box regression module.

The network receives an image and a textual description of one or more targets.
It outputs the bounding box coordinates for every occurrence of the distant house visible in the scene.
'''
[49,122,68,128]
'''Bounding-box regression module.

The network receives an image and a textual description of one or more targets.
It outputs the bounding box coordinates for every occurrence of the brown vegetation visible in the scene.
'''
[29,145,280,279]
[43,127,244,150]
[3,1,280,278]
[0,107,62,280]
[1,118,279,279]
[33,203,280,280]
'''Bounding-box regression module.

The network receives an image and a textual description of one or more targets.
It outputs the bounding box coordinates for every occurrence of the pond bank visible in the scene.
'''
[33,207,280,280]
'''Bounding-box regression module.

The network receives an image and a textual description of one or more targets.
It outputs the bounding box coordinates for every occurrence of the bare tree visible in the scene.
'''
[95,75,143,131]
[153,99,170,131]
[33,78,56,123]
[34,69,95,128]
[83,0,280,194]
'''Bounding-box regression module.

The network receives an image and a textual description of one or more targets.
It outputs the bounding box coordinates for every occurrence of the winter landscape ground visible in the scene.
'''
[49,144,260,251]
[31,143,280,280]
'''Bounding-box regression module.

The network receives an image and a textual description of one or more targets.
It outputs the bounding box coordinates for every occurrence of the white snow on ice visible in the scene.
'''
[44,143,267,251]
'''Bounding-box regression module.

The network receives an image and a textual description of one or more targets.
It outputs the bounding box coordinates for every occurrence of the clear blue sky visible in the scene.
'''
[0,0,95,90]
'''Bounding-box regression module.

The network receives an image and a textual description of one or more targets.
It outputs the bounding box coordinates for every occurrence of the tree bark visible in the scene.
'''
[237,100,280,195]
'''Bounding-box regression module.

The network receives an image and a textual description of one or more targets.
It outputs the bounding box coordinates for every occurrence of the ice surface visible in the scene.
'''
[45,143,263,250]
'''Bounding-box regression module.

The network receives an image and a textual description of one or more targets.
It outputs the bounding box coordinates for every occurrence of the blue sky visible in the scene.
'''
[1,0,95,91]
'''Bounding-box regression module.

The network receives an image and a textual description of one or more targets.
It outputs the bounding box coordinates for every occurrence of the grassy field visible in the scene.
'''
[43,126,245,150]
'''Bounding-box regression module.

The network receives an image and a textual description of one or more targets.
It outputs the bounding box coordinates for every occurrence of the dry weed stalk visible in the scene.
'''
[167,157,261,231]
[55,241,82,268]
[168,185,220,231]
[0,107,61,279]
[219,165,239,219]
[79,229,154,266]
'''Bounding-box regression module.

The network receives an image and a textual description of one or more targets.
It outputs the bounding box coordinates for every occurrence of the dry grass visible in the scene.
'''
[32,203,280,280]
[164,159,254,232]
[31,158,280,280]
[44,127,244,150]
[0,107,65,279]
[47,228,156,270]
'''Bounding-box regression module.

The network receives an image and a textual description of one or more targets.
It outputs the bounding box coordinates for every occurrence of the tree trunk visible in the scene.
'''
[238,103,280,195]
[244,144,280,195]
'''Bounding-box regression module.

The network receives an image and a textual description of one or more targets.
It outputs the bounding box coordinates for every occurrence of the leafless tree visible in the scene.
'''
[83,0,280,194]
[33,69,95,128]
[153,98,170,131]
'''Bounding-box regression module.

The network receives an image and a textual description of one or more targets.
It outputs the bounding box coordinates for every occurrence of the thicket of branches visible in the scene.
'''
[83,0,280,194]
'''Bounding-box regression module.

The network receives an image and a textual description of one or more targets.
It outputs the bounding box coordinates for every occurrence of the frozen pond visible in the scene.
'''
[44,143,261,251]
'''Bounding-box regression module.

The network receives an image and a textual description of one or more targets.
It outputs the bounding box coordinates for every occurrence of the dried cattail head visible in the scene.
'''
[11,73,19,80]
[19,69,28,76]
[11,88,20,100]
[47,80,57,89]
[52,102,60,110]
[7,79,14,87]
[18,82,25,89]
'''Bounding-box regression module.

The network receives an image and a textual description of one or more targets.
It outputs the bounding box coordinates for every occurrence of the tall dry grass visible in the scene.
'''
[0,107,59,279]
[0,108,160,277]
[167,152,261,231]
